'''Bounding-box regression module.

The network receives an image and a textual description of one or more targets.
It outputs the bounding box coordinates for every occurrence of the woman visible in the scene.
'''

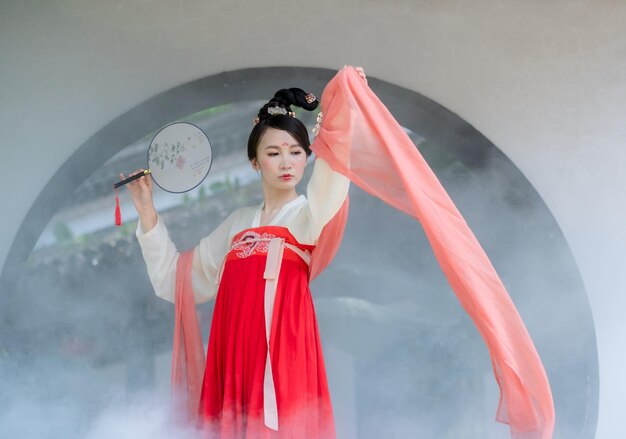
[125,81,355,438]
[127,66,554,439]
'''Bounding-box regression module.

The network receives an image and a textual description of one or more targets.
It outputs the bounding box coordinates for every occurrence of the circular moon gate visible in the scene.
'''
[0,67,596,438]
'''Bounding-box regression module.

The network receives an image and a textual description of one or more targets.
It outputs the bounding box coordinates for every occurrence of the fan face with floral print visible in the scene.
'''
[147,122,213,193]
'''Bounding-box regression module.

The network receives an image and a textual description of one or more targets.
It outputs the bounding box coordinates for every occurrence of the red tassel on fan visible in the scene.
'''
[115,188,123,226]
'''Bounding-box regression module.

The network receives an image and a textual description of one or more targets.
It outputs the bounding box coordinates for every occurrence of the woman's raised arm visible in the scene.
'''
[136,211,237,303]
[124,169,236,303]
[305,157,350,242]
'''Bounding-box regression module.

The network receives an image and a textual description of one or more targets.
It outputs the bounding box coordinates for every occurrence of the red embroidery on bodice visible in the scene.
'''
[230,230,277,259]
[228,226,315,261]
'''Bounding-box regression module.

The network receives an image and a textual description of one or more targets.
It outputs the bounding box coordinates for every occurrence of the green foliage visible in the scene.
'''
[53,222,73,243]
[209,176,235,194]
[73,234,88,245]
[198,186,207,203]
[188,104,231,120]
[117,220,137,237]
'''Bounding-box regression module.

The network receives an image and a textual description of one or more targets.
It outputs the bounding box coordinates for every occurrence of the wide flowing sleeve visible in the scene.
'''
[140,211,240,418]
[136,211,237,303]
[305,157,350,242]
[310,66,555,439]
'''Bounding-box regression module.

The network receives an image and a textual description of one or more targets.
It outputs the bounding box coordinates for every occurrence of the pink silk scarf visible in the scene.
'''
[309,66,555,438]
[172,251,205,422]
[172,66,555,438]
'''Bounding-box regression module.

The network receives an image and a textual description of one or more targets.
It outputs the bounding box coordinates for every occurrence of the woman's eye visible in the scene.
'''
[268,152,279,157]
[291,151,302,155]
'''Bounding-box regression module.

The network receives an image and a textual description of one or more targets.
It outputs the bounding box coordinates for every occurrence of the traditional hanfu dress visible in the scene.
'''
[137,158,350,438]
[139,66,555,439]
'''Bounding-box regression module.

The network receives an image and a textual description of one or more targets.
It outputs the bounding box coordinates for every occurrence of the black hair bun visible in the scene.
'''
[271,88,318,111]
[256,87,318,121]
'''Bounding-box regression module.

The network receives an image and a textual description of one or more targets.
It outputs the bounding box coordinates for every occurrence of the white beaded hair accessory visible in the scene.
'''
[267,106,296,117]
[312,111,323,136]
[267,106,288,116]
[254,105,296,124]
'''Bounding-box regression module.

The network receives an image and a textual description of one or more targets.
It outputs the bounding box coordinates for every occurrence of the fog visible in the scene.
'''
[0,101,595,438]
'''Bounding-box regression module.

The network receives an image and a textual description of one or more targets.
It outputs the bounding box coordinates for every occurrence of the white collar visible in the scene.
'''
[253,194,306,227]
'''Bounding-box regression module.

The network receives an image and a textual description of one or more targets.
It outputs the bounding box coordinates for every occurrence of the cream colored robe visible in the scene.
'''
[136,157,349,303]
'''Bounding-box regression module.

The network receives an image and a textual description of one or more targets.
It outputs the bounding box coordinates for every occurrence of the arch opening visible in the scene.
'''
[0,67,597,438]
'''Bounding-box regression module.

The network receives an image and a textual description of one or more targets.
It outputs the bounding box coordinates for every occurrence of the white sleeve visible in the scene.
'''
[306,157,350,241]
[136,212,237,304]
[192,210,238,301]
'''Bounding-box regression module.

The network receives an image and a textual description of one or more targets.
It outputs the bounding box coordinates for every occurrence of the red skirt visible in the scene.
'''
[198,226,336,439]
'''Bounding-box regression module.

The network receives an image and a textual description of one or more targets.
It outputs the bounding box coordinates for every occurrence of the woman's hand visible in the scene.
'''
[355,66,367,84]
[342,65,368,84]
[121,169,158,231]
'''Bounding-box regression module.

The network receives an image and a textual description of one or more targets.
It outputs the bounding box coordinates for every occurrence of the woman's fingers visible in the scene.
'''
[117,170,156,220]
[144,173,153,190]
[355,66,367,84]
[119,170,151,199]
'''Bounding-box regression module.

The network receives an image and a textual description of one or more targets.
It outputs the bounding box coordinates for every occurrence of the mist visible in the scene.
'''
[0,98,595,438]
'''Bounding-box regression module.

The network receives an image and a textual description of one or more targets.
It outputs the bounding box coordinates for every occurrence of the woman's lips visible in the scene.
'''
[279,174,293,180]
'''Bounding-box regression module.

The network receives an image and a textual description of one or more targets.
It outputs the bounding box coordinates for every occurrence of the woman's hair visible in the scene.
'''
[247,88,319,160]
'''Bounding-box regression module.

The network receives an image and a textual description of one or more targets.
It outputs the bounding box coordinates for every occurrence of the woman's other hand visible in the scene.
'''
[355,66,367,84]
[121,169,158,231]
[341,65,368,84]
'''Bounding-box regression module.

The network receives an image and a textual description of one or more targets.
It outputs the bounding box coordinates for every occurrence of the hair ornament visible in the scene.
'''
[312,111,323,136]
[267,106,288,116]
[305,92,316,104]
[267,106,296,117]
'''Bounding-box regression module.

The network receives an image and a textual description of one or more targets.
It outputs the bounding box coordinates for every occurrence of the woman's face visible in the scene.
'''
[251,127,307,192]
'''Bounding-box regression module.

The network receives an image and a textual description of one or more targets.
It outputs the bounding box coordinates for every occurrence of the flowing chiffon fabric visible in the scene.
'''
[172,66,554,439]
[310,66,555,438]
[172,251,206,420]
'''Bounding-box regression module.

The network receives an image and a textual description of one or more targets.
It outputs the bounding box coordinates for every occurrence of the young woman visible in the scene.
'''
[126,66,554,439]
[126,84,354,438]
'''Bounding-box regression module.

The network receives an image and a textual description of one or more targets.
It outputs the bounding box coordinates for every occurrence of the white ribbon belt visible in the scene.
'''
[216,236,311,431]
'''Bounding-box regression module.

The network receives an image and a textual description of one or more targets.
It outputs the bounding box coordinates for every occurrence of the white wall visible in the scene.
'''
[2,1,624,436]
